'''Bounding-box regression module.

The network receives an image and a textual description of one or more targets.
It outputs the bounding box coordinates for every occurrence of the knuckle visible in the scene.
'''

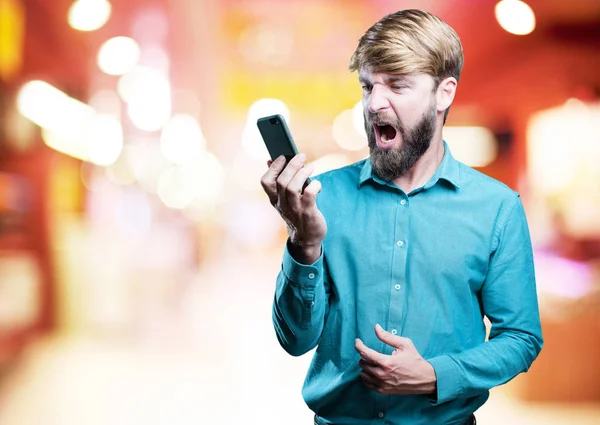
[400,337,413,347]
[260,178,271,191]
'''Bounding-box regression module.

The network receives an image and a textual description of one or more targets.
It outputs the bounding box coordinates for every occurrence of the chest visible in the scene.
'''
[323,191,493,293]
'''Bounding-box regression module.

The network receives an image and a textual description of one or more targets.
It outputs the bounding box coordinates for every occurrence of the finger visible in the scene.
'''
[285,162,315,209]
[355,338,388,366]
[359,360,385,379]
[374,323,405,350]
[276,153,306,189]
[261,156,287,204]
[276,153,307,210]
[267,160,273,167]
[300,178,322,209]
[360,372,385,394]
[360,371,379,386]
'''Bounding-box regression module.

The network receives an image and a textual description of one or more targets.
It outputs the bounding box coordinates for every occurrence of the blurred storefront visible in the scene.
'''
[0,0,599,423]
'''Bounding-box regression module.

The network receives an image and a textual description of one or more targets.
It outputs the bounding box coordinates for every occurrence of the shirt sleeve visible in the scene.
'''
[428,194,544,404]
[272,240,331,357]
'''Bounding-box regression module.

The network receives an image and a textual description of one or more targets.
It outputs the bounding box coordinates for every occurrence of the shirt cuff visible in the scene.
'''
[427,355,464,405]
[282,240,323,288]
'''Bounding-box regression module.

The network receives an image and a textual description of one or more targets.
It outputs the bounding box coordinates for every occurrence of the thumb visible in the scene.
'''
[300,178,322,205]
[374,323,403,349]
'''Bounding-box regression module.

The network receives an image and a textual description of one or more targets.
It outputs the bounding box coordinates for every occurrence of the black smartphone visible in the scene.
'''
[257,114,312,188]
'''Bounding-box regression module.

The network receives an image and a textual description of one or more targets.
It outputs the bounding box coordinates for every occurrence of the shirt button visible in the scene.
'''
[396,240,404,247]
[400,199,406,205]
[394,284,401,290]
[308,273,315,279]
[391,329,398,335]
[378,412,384,418]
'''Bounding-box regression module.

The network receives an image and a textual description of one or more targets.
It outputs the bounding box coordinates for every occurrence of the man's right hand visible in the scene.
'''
[260,154,327,265]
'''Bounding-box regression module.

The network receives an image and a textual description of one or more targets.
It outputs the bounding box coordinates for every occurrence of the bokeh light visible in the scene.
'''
[443,126,498,168]
[86,114,123,166]
[242,98,290,160]
[118,67,171,132]
[160,114,206,164]
[68,0,111,32]
[495,0,536,35]
[332,108,367,151]
[97,37,141,76]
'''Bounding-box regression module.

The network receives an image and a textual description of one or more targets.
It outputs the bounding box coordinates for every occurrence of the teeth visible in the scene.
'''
[377,124,393,144]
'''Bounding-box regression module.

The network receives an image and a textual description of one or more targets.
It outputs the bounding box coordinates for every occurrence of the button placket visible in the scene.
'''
[389,191,409,353]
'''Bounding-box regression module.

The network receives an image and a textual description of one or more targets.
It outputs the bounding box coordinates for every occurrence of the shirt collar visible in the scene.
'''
[358,141,461,190]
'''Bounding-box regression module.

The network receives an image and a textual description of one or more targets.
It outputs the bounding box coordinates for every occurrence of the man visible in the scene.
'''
[260,9,543,425]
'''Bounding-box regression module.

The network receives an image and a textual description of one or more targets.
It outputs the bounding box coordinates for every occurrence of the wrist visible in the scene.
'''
[288,240,321,265]
[423,360,438,395]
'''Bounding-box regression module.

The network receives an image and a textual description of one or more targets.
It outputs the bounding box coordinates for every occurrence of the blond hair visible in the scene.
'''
[349,9,464,85]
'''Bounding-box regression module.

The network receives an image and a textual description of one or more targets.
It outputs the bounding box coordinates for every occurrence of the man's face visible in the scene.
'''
[359,71,439,181]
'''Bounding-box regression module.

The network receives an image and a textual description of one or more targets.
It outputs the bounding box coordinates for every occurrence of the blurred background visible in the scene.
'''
[0,0,599,423]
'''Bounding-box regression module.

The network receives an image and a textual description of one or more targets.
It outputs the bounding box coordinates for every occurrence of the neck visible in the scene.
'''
[392,135,445,193]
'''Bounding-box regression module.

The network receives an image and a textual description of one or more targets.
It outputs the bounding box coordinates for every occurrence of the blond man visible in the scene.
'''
[261,9,543,425]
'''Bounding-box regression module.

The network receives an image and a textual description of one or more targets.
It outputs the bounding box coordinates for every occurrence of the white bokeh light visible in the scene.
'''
[352,101,367,137]
[17,80,95,131]
[119,67,171,132]
[88,89,121,116]
[157,153,224,210]
[242,98,290,160]
[332,108,367,151]
[443,126,498,168]
[160,115,205,164]
[97,37,141,76]
[87,114,123,166]
[495,0,536,35]
[311,153,352,176]
[68,0,111,32]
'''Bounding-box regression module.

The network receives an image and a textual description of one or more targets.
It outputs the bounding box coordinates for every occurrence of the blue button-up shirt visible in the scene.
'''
[272,143,543,425]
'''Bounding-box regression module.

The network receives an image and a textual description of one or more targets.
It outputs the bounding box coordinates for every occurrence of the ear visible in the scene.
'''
[436,77,457,114]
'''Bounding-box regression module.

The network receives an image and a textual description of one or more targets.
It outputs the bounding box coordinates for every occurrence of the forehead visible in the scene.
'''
[358,70,435,86]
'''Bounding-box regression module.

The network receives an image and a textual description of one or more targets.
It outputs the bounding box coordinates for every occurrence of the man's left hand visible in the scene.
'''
[355,324,437,395]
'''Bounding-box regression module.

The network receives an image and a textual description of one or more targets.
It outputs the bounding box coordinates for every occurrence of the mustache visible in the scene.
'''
[365,112,404,132]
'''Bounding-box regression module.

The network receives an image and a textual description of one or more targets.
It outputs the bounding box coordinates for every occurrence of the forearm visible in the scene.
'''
[272,243,329,357]
[428,326,543,404]
[428,195,543,404]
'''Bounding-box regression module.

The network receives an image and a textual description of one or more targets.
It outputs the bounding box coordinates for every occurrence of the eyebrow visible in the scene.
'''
[358,74,411,85]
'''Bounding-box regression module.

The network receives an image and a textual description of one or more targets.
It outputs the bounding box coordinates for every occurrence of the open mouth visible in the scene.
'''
[374,122,398,145]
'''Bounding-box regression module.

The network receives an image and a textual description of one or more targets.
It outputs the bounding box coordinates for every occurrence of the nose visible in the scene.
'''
[366,85,390,113]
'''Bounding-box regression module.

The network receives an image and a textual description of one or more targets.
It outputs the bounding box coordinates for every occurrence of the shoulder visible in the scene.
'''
[457,162,520,203]
[454,162,525,231]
